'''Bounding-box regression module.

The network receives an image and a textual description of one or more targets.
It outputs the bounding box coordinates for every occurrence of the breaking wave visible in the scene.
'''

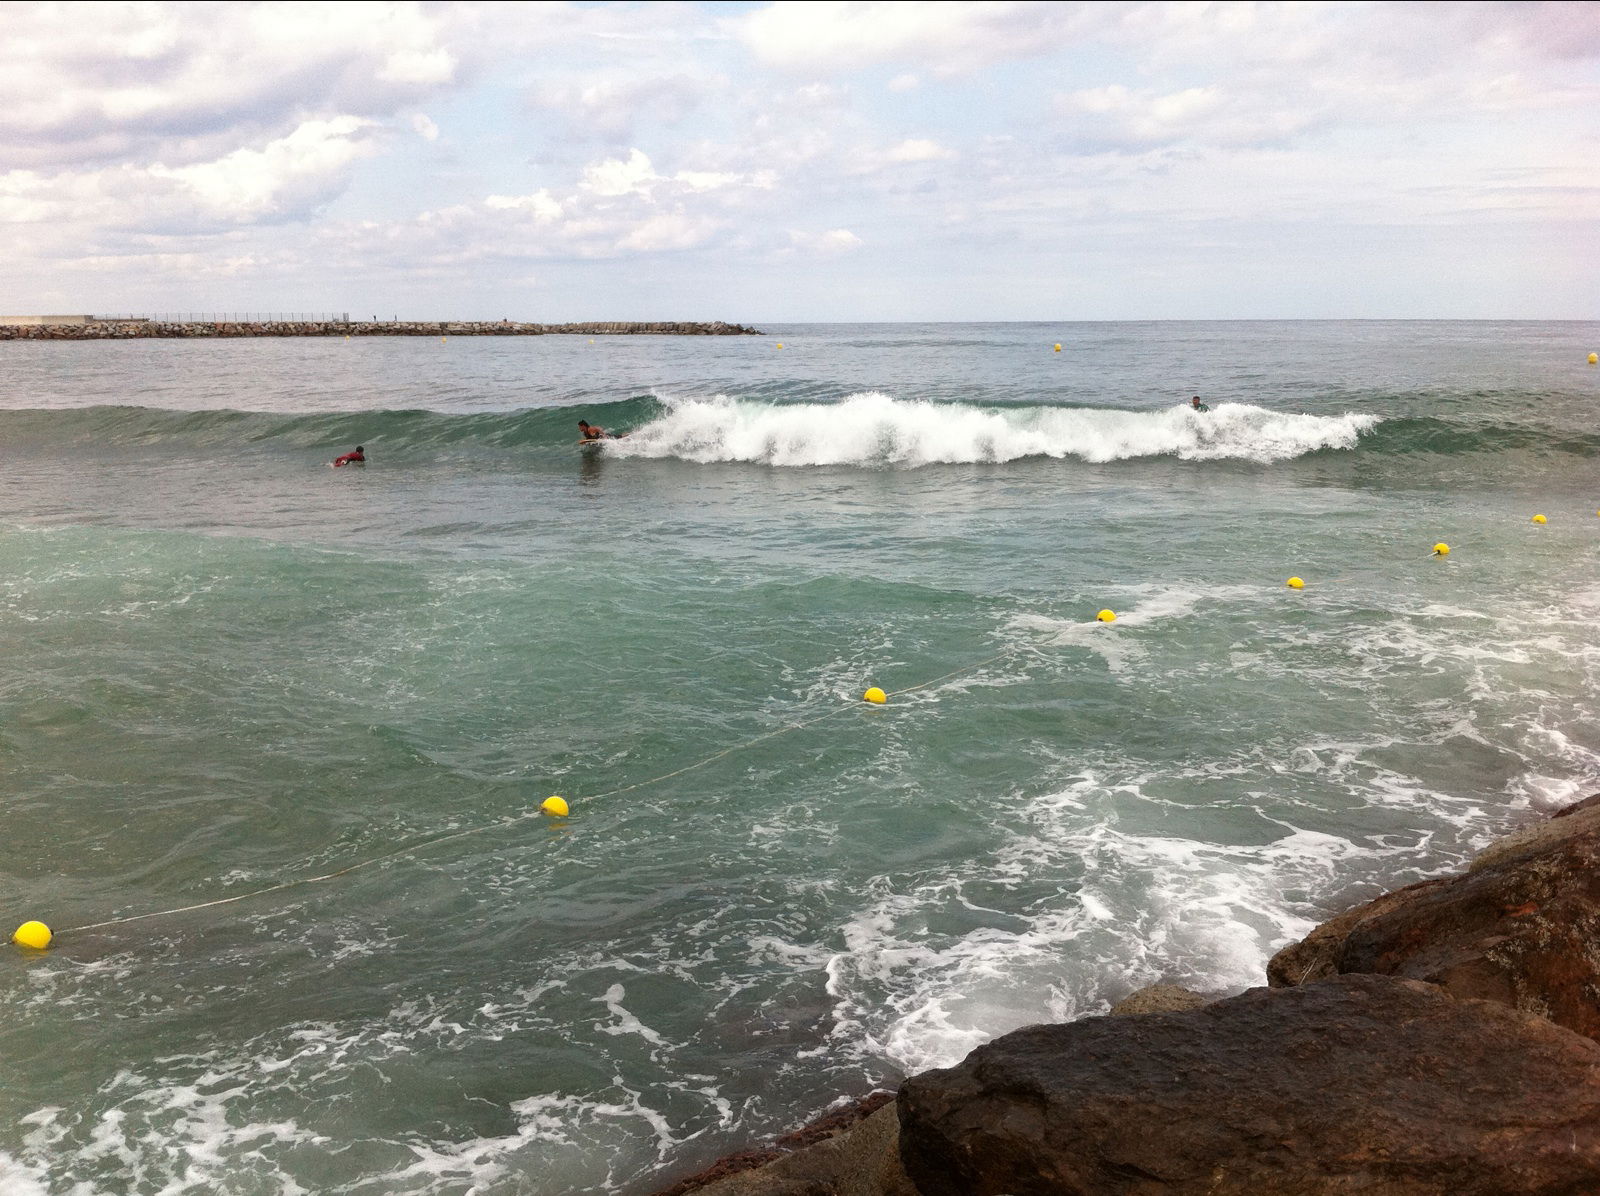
[610,393,1378,466]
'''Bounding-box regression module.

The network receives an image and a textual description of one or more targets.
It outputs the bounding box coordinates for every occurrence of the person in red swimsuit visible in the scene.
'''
[332,445,366,466]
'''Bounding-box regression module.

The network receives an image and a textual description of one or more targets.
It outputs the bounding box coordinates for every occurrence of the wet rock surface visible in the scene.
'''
[650,1091,909,1196]
[1268,793,1600,1040]
[897,973,1600,1195]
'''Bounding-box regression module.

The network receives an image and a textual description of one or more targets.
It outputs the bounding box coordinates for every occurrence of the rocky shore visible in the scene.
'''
[653,792,1600,1195]
[0,319,761,340]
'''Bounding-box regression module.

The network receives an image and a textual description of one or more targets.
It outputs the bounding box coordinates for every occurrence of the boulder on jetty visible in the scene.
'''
[0,319,761,340]
[1268,791,1600,1041]
[897,973,1600,1196]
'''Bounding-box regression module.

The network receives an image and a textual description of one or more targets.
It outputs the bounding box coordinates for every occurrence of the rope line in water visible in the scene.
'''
[60,649,1018,938]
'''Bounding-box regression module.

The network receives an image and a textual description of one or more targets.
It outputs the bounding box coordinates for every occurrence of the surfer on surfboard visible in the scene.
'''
[331,445,366,467]
[578,420,624,441]
[1190,396,1210,412]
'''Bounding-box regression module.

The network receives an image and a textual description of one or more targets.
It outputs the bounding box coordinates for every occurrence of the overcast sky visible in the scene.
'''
[3,1,1596,321]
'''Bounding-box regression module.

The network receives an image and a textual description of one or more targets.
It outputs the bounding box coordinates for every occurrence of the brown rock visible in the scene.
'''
[650,1092,908,1196]
[897,974,1600,1196]
[665,1104,916,1196]
[1265,876,1448,987]
[1267,795,1600,1039]
[1107,984,1207,1016]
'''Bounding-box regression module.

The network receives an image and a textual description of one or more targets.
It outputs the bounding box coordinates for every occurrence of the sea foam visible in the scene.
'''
[611,393,1378,467]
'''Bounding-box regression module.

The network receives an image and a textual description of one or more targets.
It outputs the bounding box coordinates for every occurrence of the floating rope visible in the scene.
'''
[58,648,1021,939]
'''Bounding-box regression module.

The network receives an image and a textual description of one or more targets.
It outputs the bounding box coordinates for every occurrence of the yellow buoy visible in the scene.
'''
[12,921,51,950]
[441,336,447,343]
[1286,577,1305,589]
[1432,542,1450,556]
[1589,352,1598,364]
[1532,514,1547,524]
[540,796,569,817]
[776,342,784,349]
[863,686,886,704]
[1053,343,1062,352]
[1096,609,1116,622]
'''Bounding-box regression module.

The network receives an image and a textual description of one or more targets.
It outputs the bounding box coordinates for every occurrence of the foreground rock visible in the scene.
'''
[898,974,1600,1195]
[651,1092,914,1196]
[1268,793,1600,1040]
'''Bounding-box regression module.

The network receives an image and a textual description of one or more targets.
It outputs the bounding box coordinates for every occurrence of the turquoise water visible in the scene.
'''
[1,323,1598,1194]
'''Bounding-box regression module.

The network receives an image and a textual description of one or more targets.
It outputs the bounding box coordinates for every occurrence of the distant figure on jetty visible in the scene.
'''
[331,445,366,467]
[578,420,622,441]
[1190,396,1210,412]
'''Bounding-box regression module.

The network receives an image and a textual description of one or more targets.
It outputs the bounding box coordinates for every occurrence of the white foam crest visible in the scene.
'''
[0,1151,50,1196]
[596,983,667,1047]
[612,394,1377,468]
[823,777,1410,1076]
[1007,584,1225,672]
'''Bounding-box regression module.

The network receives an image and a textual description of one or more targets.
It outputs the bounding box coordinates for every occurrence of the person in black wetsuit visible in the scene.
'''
[578,420,624,440]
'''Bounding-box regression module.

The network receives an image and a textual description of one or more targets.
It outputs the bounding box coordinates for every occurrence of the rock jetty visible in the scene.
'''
[650,792,1600,1195]
[0,319,761,340]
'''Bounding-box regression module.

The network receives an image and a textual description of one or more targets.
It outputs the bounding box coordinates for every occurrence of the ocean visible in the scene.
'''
[1,321,1597,1194]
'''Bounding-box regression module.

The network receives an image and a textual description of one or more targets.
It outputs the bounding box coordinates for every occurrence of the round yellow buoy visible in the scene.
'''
[1432,542,1450,556]
[1286,577,1305,589]
[12,921,51,950]
[1589,352,1598,364]
[441,336,447,343]
[1532,514,1547,524]
[1053,343,1062,352]
[1096,609,1116,623]
[863,686,886,704]
[540,796,569,817]
[776,342,784,349]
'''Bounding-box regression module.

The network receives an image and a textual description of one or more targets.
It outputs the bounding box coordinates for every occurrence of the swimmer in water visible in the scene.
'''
[578,420,624,440]
[1190,396,1210,412]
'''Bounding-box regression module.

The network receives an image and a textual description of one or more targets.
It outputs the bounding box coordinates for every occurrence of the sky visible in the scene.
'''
[2,0,1597,321]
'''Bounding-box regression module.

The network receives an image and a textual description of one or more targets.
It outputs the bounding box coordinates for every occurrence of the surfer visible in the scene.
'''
[1190,396,1210,412]
[331,445,366,467]
[578,420,622,440]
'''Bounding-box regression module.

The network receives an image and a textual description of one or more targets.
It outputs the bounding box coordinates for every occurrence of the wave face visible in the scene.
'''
[609,393,1379,466]
[4,398,1598,469]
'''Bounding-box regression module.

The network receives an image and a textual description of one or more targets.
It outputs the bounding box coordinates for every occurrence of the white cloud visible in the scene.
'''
[619,211,718,252]
[486,190,563,221]
[739,1,1109,74]
[378,47,456,86]
[581,149,660,198]
[148,117,378,220]
[885,138,956,163]
[0,1,475,171]
[410,113,440,141]
[526,75,712,142]
[790,227,863,254]
[887,73,921,92]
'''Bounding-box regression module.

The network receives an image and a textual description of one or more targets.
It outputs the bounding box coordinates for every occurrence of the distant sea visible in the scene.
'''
[2,322,1597,1194]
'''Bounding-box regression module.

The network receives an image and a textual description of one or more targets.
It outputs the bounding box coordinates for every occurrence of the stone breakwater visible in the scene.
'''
[653,792,1600,1196]
[0,320,761,340]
